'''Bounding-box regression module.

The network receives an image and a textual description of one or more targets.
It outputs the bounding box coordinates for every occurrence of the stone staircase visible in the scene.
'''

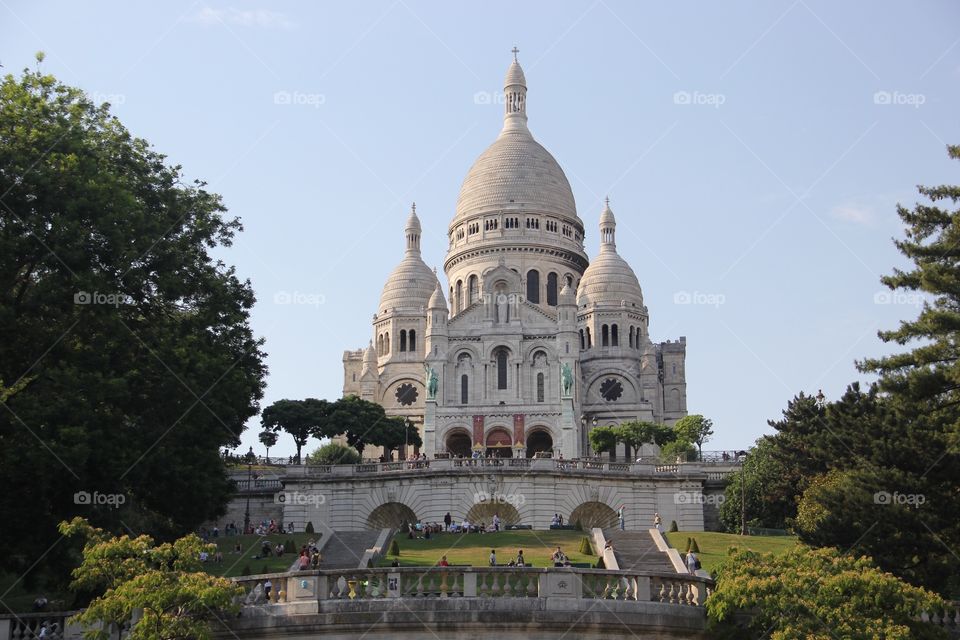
[318,530,384,569]
[603,529,677,573]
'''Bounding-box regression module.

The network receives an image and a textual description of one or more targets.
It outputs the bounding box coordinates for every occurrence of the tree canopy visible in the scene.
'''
[60,517,241,640]
[0,60,266,584]
[707,545,946,640]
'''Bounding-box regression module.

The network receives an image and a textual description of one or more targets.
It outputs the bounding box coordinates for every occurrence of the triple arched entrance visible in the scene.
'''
[444,427,555,458]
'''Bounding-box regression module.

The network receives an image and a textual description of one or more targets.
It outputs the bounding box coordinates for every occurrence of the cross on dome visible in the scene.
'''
[511,46,519,62]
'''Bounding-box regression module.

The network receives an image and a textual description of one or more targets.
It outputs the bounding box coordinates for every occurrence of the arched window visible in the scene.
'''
[461,375,469,404]
[579,329,585,350]
[585,327,592,348]
[409,329,416,353]
[628,326,634,348]
[601,324,609,347]
[468,275,478,304]
[377,334,383,355]
[537,372,545,403]
[455,280,463,312]
[546,272,558,306]
[526,270,540,304]
[399,330,407,352]
[611,324,619,347]
[385,332,390,354]
[495,348,509,390]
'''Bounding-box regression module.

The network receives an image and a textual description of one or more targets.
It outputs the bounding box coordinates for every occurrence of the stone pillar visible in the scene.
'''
[473,415,485,447]
[513,414,525,447]
[424,400,436,457]
[559,397,577,459]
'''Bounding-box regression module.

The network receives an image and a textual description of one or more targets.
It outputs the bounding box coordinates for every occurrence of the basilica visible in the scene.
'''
[342,54,687,460]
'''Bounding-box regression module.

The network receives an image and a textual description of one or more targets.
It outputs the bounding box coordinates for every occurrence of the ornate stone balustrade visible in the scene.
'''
[232,566,713,608]
[280,458,724,480]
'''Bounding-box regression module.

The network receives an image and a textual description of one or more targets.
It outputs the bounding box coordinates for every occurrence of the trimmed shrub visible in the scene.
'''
[307,442,361,465]
[578,536,593,556]
[689,538,701,554]
[388,539,400,556]
[305,521,315,534]
[239,564,252,576]
[669,520,679,532]
[686,537,693,553]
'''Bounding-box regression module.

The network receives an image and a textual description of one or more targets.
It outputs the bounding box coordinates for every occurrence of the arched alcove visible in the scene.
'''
[569,501,618,530]
[367,502,418,529]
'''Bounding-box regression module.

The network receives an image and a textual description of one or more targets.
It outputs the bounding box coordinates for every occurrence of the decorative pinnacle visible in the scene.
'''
[511,46,519,62]
[605,196,610,208]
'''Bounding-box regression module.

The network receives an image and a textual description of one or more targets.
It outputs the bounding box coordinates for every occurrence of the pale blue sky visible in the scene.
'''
[3,1,958,457]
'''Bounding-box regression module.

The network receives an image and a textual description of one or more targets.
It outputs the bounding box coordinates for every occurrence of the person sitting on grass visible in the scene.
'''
[489,549,497,566]
[437,555,450,567]
[552,546,567,566]
[515,550,526,567]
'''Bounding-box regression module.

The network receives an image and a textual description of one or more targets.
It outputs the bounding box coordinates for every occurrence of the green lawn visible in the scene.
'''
[201,533,321,577]
[665,531,798,574]
[379,530,597,568]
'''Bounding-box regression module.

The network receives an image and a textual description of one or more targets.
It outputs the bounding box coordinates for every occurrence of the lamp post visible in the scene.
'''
[740,452,749,536]
[243,446,255,535]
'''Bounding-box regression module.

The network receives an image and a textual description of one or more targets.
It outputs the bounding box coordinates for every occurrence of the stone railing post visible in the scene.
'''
[386,572,401,598]
[635,575,651,601]
[463,571,477,597]
[0,619,11,640]
[316,575,330,600]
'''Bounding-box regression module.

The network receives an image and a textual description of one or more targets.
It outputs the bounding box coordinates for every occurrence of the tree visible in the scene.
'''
[0,60,266,584]
[673,414,713,460]
[324,395,391,457]
[660,439,695,462]
[60,517,242,640]
[614,421,675,455]
[258,430,278,462]
[261,398,329,463]
[587,425,617,456]
[373,416,423,458]
[719,436,796,532]
[707,545,946,640]
[307,442,361,465]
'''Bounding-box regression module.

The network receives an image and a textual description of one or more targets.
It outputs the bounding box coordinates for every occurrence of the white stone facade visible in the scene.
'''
[343,56,687,460]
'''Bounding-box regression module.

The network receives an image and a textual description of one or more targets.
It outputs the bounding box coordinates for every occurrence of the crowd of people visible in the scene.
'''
[403,511,506,539]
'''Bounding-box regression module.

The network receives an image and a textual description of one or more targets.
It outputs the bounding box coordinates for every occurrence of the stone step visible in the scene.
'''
[318,530,384,570]
[603,529,677,573]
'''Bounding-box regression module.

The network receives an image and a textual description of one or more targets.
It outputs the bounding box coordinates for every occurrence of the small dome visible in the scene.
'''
[363,341,377,365]
[558,282,575,303]
[504,60,526,87]
[577,202,644,308]
[428,281,447,310]
[379,256,436,314]
[379,206,436,314]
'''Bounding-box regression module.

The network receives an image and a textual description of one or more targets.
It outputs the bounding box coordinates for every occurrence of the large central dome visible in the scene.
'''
[451,60,579,226]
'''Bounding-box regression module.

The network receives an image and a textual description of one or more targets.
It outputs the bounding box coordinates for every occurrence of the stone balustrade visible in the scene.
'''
[276,457,728,480]
[232,566,713,608]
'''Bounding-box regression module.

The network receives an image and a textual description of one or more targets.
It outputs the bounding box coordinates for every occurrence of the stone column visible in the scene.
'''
[473,415,485,448]
[424,400,436,457]
[513,414,525,448]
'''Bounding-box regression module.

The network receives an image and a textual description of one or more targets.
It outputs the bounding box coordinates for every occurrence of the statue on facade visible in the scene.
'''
[425,364,439,399]
[496,293,509,324]
[560,362,574,397]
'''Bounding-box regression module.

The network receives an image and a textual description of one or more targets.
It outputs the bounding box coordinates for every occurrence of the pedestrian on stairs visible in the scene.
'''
[617,505,625,530]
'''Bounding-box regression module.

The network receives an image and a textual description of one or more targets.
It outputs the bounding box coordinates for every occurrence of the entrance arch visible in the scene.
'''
[486,428,513,458]
[526,429,553,458]
[367,502,417,529]
[466,501,521,527]
[569,502,618,530]
[445,429,472,458]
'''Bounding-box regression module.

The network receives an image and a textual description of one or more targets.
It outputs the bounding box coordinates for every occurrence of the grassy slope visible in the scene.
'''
[379,530,596,567]
[201,533,320,577]
[665,531,798,573]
